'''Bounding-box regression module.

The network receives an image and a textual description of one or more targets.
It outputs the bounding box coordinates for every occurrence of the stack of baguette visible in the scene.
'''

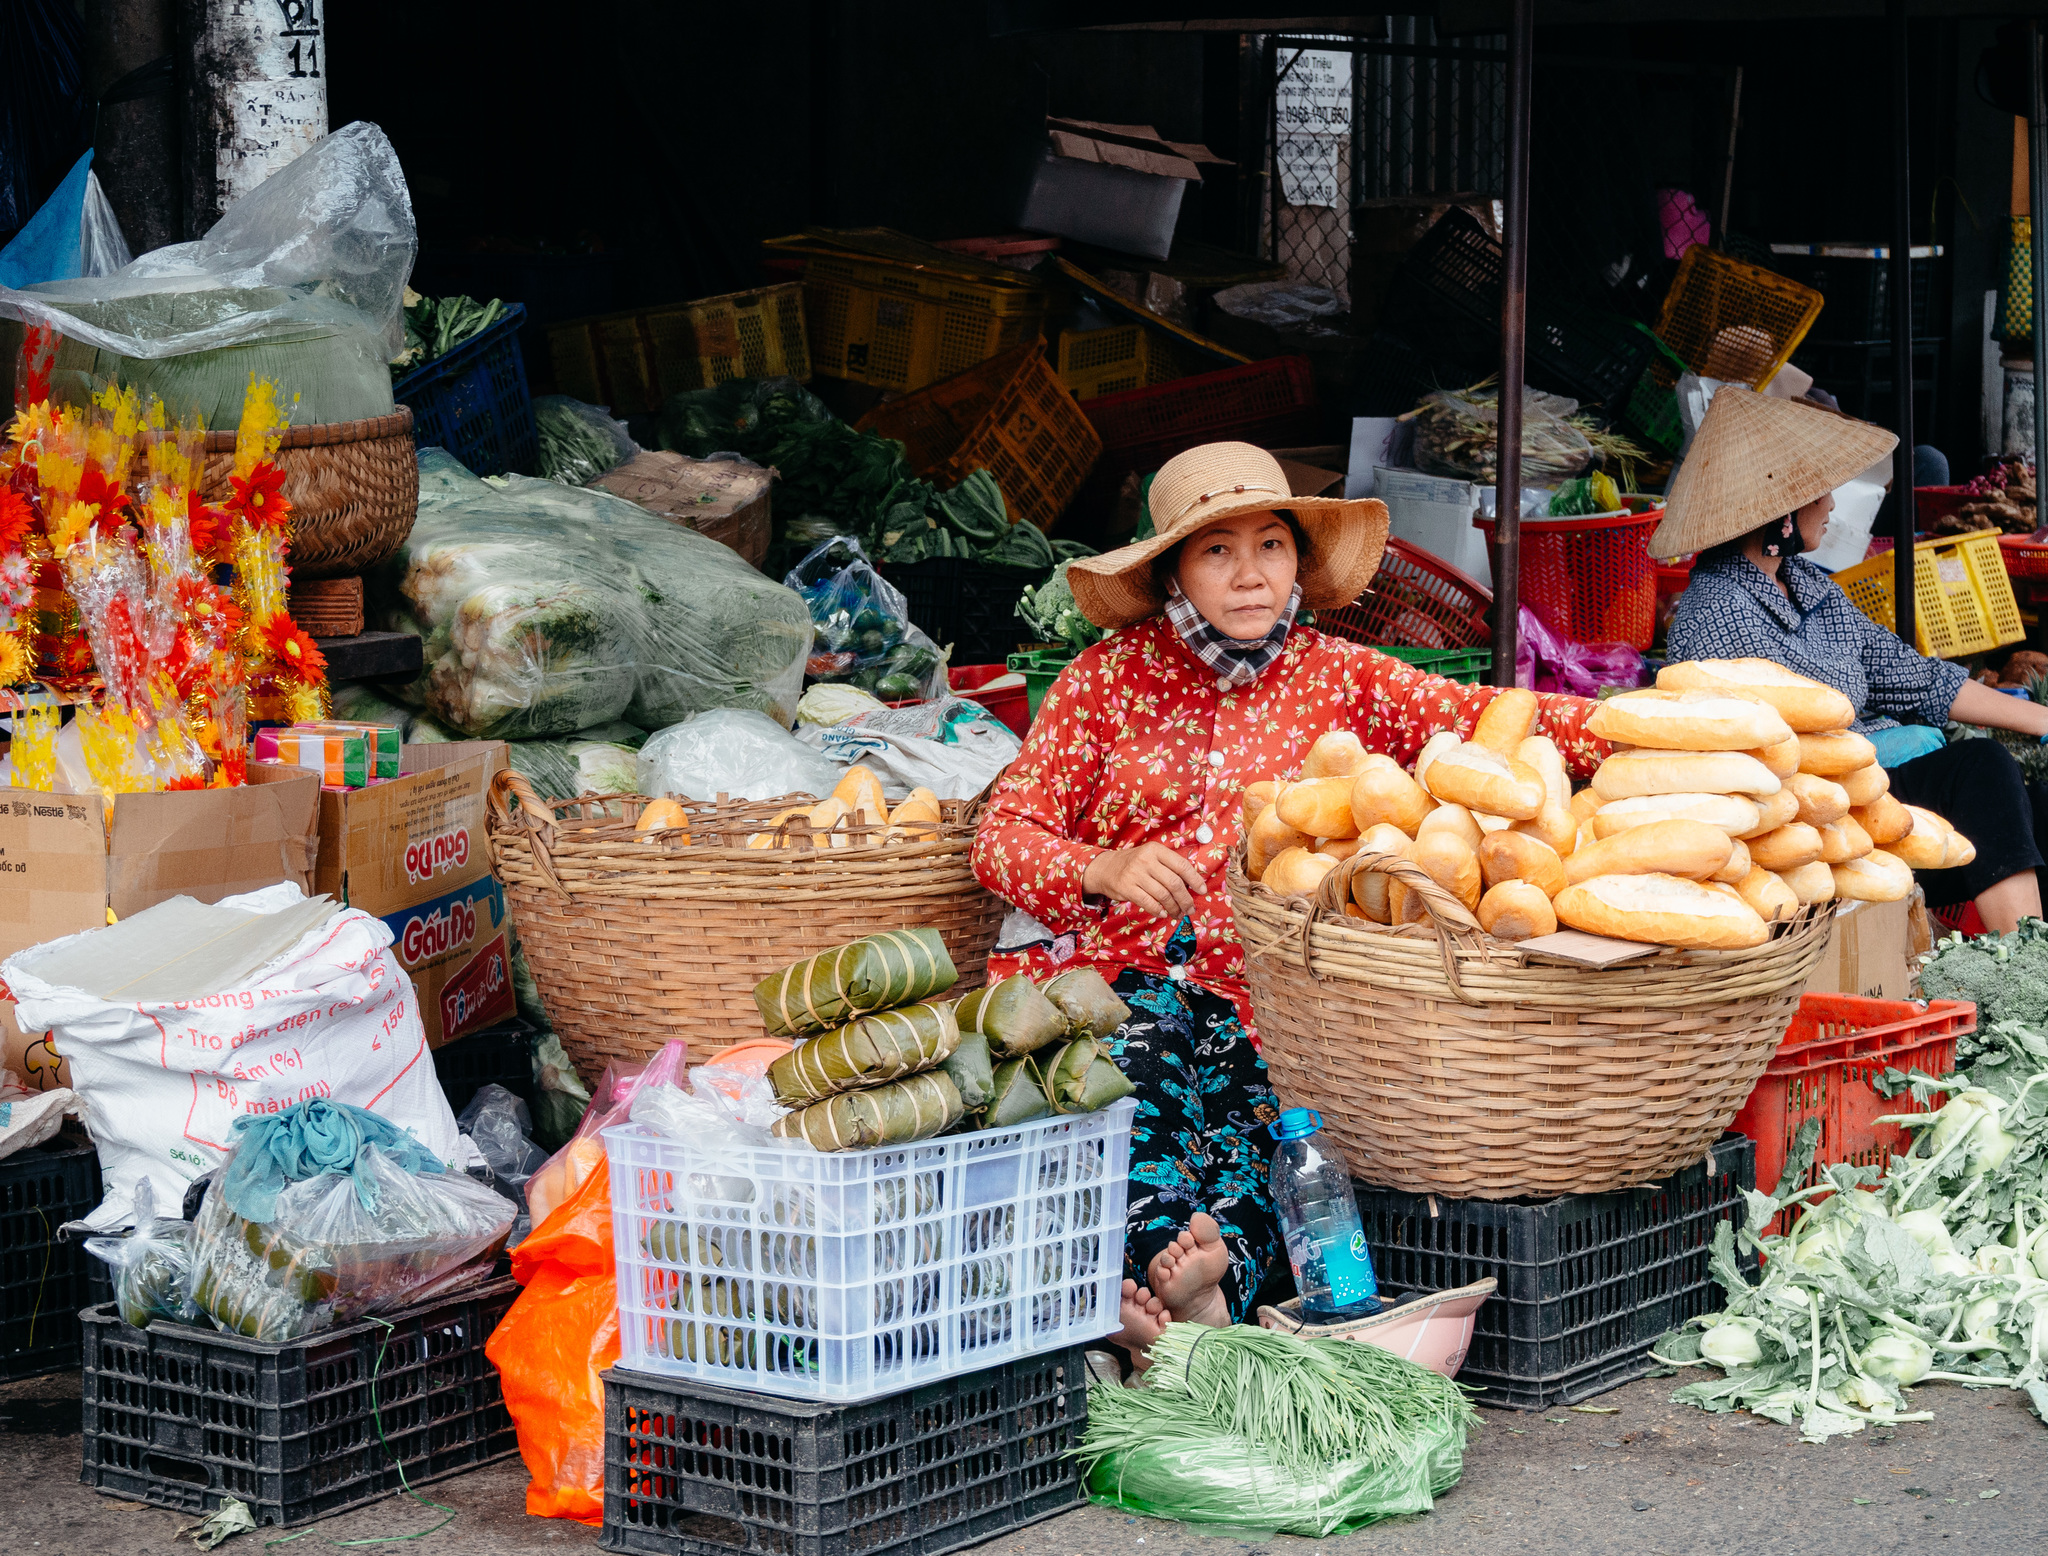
[1242,658,1973,954]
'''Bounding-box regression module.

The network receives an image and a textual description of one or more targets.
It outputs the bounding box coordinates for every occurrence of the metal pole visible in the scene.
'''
[1491,0,1533,687]
[1717,65,1743,249]
[2031,23,2048,504]
[1888,0,1916,651]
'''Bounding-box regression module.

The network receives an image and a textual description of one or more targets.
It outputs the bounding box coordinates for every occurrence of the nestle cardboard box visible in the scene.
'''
[314,742,512,1049]
[1802,892,1931,1002]
[0,765,321,1090]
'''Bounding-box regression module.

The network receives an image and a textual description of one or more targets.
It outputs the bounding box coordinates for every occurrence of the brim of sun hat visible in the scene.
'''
[1068,492,1391,631]
[1647,386,1899,560]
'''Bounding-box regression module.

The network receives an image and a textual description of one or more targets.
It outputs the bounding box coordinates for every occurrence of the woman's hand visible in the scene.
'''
[1949,677,2048,741]
[1083,843,1208,918]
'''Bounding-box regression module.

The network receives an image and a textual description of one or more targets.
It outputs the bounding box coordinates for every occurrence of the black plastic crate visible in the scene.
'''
[1768,248,1935,340]
[877,557,1041,667]
[434,1017,537,1117]
[599,1345,1088,1556]
[1356,1133,1757,1411]
[1,1133,101,1380]
[80,1276,518,1527]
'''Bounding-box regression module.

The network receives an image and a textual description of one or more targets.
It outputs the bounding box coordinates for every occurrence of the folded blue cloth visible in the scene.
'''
[222,1099,442,1225]
[1866,723,1947,769]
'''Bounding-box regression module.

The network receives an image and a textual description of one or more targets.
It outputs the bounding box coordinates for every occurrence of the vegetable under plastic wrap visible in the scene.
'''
[753,929,958,1038]
[534,395,637,486]
[85,1180,198,1330]
[955,974,1068,1059]
[768,1000,962,1105]
[770,1069,966,1150]
[1041,967,1132,1040]
[368,452,812,738]
[504,732,642,800]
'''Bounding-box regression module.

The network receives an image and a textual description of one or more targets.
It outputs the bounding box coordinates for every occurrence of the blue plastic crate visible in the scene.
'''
[393,303,538,476]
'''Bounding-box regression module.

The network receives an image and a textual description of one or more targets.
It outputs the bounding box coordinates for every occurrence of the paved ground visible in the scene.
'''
[4,1365,2040,1555]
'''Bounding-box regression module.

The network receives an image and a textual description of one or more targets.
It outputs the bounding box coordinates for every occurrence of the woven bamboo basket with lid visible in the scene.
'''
[199,408,418,580]
[486,771,1004,1075]
[1228,845,1833,1200]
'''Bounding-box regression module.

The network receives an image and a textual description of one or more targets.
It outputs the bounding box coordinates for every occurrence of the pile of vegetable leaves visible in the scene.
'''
[1654,1017,2048,1441]
[390,292,510,379]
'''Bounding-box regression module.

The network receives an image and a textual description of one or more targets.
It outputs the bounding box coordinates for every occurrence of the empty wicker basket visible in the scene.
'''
[1228,847,1833,1199]
[200,408,419,580]
[486,772,1005,1073]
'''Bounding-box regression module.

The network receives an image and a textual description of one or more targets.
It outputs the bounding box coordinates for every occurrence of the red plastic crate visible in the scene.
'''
[1654,557,1694,604]
[1730,994,1975,1230]
[950,662,1030,738]
[1999,534,2048,578]
[1476,506,1664,651]
[1314,536,1493,651]
[1081,355,1319,457]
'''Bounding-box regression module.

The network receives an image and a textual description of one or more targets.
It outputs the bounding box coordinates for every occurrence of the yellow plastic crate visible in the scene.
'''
[546,283,809,415]
[1834,533,2026,659]
[1654,246,1824,392]
[1055,325,1186,400]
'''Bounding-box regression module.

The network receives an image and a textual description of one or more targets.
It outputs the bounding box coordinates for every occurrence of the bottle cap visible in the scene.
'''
[1270,1107,1322,1141]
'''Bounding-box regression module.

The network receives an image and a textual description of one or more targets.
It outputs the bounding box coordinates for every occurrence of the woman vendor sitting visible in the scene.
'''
[971,442,1605,1356]
[1661,388,2048,932]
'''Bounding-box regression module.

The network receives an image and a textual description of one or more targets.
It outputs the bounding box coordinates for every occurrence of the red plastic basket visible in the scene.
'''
[1654,557,1694,603]
[1998,534,2048,578]
[1081,355,1318,462]
[1729,993,1975,1231]
[1475,506,1664,651]
[949,663,1030,738]
[1313,537,1493,650]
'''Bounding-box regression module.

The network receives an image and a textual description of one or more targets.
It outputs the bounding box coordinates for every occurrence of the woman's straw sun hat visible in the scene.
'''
[1648,387,1898,560]
[1068,442,1391,630]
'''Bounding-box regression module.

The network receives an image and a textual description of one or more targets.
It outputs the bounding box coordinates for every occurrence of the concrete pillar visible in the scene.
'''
[181,0,329,236]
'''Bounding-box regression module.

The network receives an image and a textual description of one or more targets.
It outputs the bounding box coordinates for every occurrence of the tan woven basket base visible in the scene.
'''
[289,576,365,637]
[202,410,419,580]
[1229,851,1833,1199]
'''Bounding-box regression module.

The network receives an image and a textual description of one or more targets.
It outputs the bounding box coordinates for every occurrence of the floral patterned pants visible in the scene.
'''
[1107,965,1282,1323]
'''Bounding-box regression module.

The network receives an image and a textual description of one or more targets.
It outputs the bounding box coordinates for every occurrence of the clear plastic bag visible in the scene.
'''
[634,708,843,803]
[1411,385,1593,486]
[526,1042,686,1228]
[505,736,642,802]
[459,1085,548,1197]
[784,537,948,701]
[0,122,413,425]
[84,1179,198,1330]
[369,452,813,738]
[534,396,638,487]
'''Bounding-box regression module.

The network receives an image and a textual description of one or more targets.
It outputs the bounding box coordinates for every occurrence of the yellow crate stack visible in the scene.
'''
[1834,533,2026,659]
[547,283,809,415]
[1055,325,1183,400]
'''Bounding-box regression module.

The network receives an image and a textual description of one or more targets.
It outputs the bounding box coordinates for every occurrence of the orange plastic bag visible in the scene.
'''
[486,1154,618,1524]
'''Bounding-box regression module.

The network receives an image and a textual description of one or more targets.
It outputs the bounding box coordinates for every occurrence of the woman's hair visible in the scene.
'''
[1699,512,1799,565]
[1150,512,1311,596]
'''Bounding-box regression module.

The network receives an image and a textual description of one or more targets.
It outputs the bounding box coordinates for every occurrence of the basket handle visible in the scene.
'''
[1316,848,1490,1003]
[488,769,572,902]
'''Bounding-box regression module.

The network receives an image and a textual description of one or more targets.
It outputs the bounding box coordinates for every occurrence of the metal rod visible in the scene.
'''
[2032,23,2048,508]
[1717,66,1743,249]
[1492,0,1533,688]
[1889,0,1916,651]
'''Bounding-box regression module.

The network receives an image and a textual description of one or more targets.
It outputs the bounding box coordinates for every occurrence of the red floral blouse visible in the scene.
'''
[971,619,1608,1032]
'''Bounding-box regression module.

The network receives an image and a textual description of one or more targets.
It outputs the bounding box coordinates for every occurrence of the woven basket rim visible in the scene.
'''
[201,407,414,452]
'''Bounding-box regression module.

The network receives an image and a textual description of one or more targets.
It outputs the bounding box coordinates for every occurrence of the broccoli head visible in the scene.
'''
[1917,922,2048,1056]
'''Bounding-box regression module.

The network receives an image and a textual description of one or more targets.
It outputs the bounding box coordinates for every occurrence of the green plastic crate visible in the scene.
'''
[1372,645,1493,684]
[1006,649,1075,718]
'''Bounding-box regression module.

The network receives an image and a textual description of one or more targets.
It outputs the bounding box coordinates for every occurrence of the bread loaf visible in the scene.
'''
[1515,735,1571,812]
[1422,742,1545,820]
[1478,830,1568,897]
[1472,688,1539,755]
[1734,865,1800,923]
[1349,824,1411,922]
[1591,792,1763,839]
[1737,788,1803,839]
[1797,729,1879,778]
[1277,776,1360,839]
[1241,780,1281,834]
[1748,822,1825,872]
[1563,818,1734,885]
[1591,749,1782,800]
[1750,733,1804,779]
[1478,881,1557,941]
[1711,836,1754,884]
[1587,689,1793,751]
[1943,830,1977,868]
[1264,847,1337,898]
[1889,805,1954,869]
[1655,658,1857,732]
[1303,731,1372,779]
[1832,850,1914,902]
[1779,860,1838,904]
[1412,731,1463,792]
[1317,836,1364,861]
[1408,830,1482,913]
[1249,804,1311,877]
[1850,792,1912,847]
[1784,772,1851,826]
[1839,763,1890,806]
[1513,806,1579,856]
[1416,803,1483,849]
[1553,873,1772,949]
[1816,816,1874,865]
[1349,764,1434,836]
[1569,786,1605,824]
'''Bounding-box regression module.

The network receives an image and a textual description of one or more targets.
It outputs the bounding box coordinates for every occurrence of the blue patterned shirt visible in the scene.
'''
[1665,552,1967,734]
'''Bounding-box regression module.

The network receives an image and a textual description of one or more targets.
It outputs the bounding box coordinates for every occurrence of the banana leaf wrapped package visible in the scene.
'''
[771,1070,966,1151]
[768,1000,962,1105]
[1039,1037,1136,1115]
[955,974,1068,1059]
[1041,967,1132,1040]
[940,1032,997,1110]
[753,929,957,1037]
[984,1055,1054,1127]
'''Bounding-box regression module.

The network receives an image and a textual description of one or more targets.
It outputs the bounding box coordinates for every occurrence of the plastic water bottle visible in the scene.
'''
[1269,1108,1381,1320]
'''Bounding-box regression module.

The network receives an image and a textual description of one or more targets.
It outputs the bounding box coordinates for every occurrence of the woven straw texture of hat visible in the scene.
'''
[1648,387,1896,560]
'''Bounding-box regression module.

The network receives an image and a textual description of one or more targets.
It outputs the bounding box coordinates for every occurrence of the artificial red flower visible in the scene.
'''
[0,489,33,551]
[164,772,209,791]
[16,326,55,412]
[227,461,292,530]
[75,464,129,533]
[176,575,240,646]
[185,489,224,559]
[260,612,326,684]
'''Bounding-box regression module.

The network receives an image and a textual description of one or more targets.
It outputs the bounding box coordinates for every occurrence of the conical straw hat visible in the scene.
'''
[1068,442,1390,630]
[1648,387,1898,560]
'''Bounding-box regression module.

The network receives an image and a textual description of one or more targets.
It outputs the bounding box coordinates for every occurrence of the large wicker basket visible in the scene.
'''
[1228,847,1833,1199]
[486,772,1005,1074]
[200,409,419,580]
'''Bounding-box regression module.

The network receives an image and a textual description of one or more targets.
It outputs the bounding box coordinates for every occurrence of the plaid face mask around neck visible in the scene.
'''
[1164,579,1303,691]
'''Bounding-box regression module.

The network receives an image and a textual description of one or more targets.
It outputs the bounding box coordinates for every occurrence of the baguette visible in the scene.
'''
[1737,788,1802,839]
[1241,780,1281,834]
[1471,688,1539,755]
[1349,823,1411,922]
[1889,805,1954,869]
[1553,873,1771,949]
[1422,742,1544,820]
[1591,792,1762,839]
[1784,772,1851,827]
[1817,816,1874,865]
[1416,803,1483,849]
[1563,818,1734,886]
[1587,689,1793,751]
[1317,836,1364,861]
[1515,735,1571,812]
[1943,830,1977,868]
[1249,804,1311,877]
[1749,733,1804,779]
[1850,792,1912,847]
[1655,658,1857,732]
[1734,865,1800,923]
[1407,830,1482,914]
[1477,830,1568,897]
[1591,748,1782,801]
[1797,729,1879,778]
[1513,806,1578,856]
[1711,837,1754,884]
[1779,860,1838,904]
[1569,786,1605,824]
[1839,763,1890,806]
[1478,881,1557,941]
[1747,822,1825,872]
[1303,731,1373,779]
[1277,776,1360,840]
[1263,847,1337,898]
[1832,849,1914,902]
[1349,764,1434,836]
[1412,730,1464,792]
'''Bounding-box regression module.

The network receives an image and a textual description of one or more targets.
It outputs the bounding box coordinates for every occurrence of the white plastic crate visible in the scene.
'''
[604,1099,1133,1403]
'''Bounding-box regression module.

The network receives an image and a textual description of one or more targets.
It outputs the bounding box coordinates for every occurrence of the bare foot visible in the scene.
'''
[1113,1278,1168,1371]
[1148,1211,1231,1328]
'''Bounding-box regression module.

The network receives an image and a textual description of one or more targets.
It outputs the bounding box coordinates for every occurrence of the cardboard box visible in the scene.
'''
[314,742,513,1049]
[1376,465,1492,582]
[1802,893,1926,1001]
[0,765,321,1090]
[1018,118,1230,261]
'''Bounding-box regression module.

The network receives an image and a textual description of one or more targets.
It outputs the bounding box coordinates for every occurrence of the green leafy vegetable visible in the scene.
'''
[1016,559,1103,652]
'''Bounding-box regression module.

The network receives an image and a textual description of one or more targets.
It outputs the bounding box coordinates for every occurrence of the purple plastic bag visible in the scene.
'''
[1514,605,1647,697]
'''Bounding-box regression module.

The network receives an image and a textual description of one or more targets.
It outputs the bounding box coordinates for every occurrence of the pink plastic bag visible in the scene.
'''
[1514,605,1646,698]
[524,1041,686,1226]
